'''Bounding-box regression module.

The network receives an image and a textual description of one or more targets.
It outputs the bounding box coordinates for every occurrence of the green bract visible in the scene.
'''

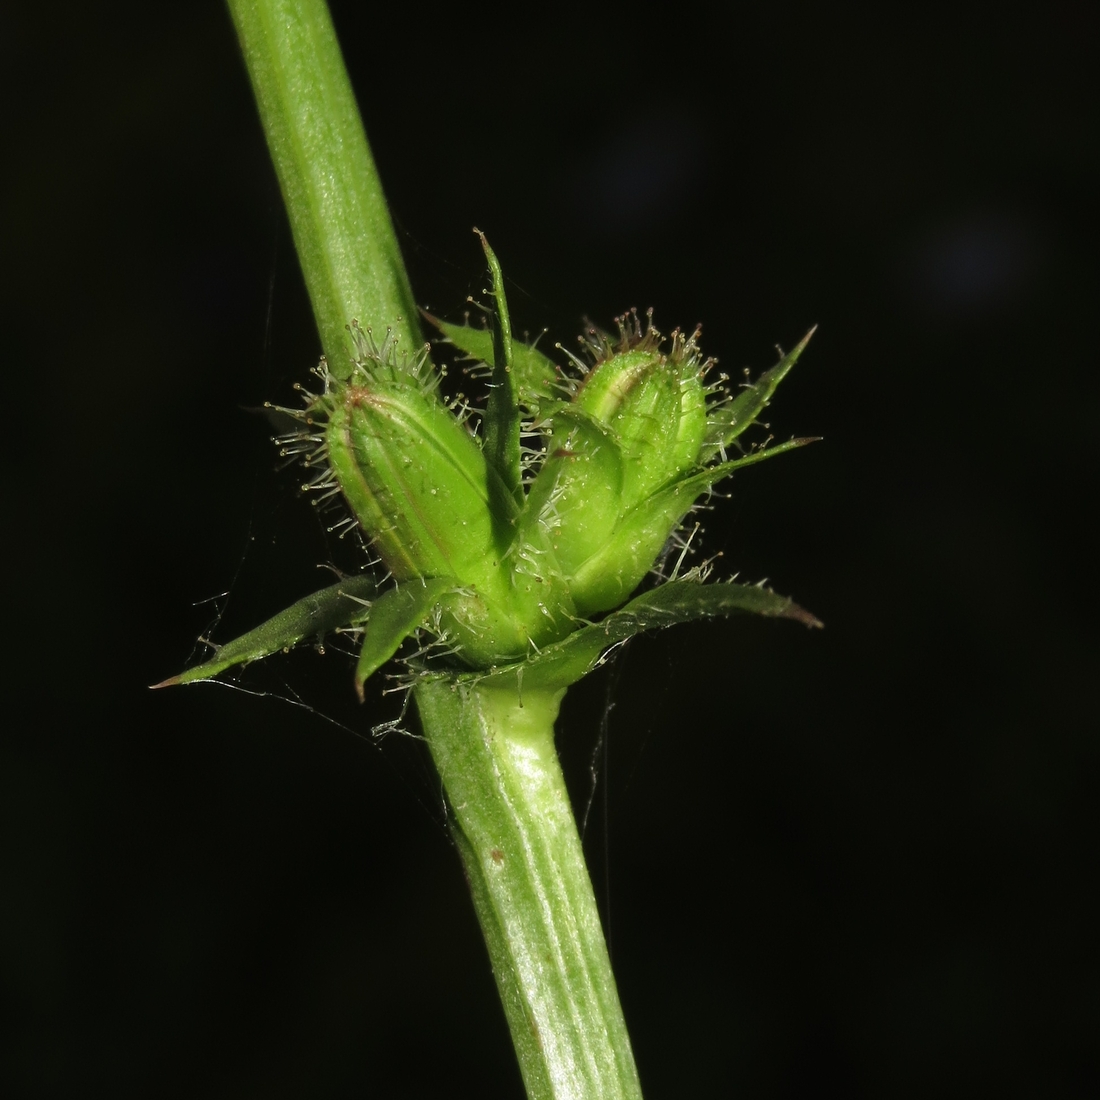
[163,235,819,698]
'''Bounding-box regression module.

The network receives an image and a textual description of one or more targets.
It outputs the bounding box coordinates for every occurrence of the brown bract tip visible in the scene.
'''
[785,601,824,629]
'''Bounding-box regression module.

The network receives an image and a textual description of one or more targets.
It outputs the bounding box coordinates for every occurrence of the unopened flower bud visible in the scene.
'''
[324,375,496,586]
[315,328,574,666]
[526,315,711,616]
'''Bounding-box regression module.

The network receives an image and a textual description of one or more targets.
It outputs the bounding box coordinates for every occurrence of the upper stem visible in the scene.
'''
[226,0,421,374]
[414,679,644,1100]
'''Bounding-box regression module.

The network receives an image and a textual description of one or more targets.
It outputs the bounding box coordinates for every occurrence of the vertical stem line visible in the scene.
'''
[225,4,647,1095]
[414,679,644,1100]
[226,0,421,375]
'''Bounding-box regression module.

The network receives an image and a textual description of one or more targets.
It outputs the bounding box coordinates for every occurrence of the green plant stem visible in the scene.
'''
[228,2,645,1094]
[227,0,421,373]
[414,679,643,1100]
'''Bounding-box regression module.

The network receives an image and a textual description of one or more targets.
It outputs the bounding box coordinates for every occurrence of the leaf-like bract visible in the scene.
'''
[447,576,822,695]
[158,574,378,687]
[355,577,455,698]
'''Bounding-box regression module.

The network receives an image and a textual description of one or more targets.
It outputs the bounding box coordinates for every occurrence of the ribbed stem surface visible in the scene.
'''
[415,680,643,1100]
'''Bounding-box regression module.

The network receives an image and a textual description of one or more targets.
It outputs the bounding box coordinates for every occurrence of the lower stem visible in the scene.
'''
[413,678,643,1100]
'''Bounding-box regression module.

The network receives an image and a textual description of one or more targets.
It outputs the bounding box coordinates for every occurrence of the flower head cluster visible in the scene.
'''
[167,238,816,697]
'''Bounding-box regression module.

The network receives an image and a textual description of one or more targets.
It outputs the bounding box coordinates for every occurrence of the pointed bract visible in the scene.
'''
[447,575,822,695]
[701,329,815,461]
[154,574,377,687]
[355,578,456,699]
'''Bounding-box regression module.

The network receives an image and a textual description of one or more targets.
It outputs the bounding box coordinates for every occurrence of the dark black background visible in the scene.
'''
[2,2,1097,1096]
